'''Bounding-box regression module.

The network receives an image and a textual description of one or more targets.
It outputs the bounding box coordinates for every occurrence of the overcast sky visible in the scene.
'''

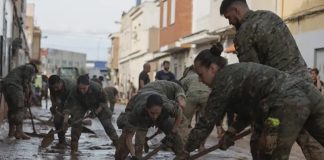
[27,0,135,61]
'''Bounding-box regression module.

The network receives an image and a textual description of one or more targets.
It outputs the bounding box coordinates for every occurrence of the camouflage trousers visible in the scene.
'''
[109,100,116,113]
[70,104,118,144]
[115,117,185,159]
[250,86,324,160]
[2,85,25,125]
[53,111,66,143]
[183,92,209,126]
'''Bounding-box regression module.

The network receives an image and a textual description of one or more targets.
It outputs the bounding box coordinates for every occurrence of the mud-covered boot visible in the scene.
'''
[53,134,67,149]
[71,142,79,153]
[15,124,30,140]
[52,139,67,149]
[8,122,16,138]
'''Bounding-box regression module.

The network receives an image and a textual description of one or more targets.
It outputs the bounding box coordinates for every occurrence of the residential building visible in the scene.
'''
[1,0,30,123]
[109,32,120,86]
[148,0,193,79]
[43,48,86,76]
[282,0,324,78]
[25,3,42,62]
[116,0,160,98]
[0,0,14,78]
[10,0,30,69]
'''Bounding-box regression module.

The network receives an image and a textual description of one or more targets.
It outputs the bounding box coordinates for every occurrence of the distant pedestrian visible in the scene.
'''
[310,68,324,95]
[138,63,151,90]
[91,75,102,86]
[155,60,175,81]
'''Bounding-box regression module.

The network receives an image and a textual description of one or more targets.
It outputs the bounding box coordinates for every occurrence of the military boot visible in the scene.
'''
[8,122,16,137]
[15,124,30,140]
[71,142,79,153]
[52,133,67,149]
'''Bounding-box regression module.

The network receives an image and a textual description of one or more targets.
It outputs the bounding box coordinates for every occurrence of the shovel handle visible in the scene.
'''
[142,144,164,160]
[189,128,251,160]
[52,114,91,134]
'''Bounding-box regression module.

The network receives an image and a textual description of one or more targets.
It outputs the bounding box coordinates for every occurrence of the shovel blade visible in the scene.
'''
[41,129,55,148]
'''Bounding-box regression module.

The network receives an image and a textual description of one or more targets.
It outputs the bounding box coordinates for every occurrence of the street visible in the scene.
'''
[0,101,305,160]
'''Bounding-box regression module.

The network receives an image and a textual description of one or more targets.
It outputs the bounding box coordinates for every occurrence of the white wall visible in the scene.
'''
[294,29,324,77]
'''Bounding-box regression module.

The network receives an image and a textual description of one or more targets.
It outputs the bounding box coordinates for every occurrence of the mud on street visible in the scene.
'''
[0,101,305,160]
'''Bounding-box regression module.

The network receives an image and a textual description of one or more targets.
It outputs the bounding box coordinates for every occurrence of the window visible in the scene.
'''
[162,1,167,28]
[170,0,176,24]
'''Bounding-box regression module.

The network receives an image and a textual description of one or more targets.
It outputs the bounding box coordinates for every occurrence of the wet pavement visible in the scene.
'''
[0,101,306,160]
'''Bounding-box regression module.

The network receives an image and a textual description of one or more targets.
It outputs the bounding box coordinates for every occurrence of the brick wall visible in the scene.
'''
[160,0,192,47]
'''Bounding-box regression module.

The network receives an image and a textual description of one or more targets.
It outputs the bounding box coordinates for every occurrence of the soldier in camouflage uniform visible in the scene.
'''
[185,48,324,159]
[180,65,211,150]
[48,75,75,148]
[63,75,118,153]
[103,86,119,113]
[2,63,38,140]
[115,80,187,160]
[220,0,324,159]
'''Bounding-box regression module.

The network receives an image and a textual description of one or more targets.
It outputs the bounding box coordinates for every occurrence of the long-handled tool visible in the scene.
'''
[189,128,251,160]
[24,91,45,137]
[27,103,37,134]
[41,114,91,148]
[142,135,175,160]
[144,131,160,153]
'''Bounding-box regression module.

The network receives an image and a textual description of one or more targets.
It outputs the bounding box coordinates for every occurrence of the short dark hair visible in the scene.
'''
[163,60,170,65]
[220,0,247,15]
[77,74,90,85]
[28,63,39,73]
[48,75,61,86]
[146,94,163,109]
[312,68,320,75]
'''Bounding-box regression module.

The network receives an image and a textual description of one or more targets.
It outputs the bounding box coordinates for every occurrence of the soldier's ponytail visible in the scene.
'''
[194,43,227,69]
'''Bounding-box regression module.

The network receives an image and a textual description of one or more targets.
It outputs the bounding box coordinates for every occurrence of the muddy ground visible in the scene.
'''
[0,101,305,160]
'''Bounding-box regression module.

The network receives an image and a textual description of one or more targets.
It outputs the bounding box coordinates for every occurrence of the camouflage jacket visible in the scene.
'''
[64,81,108,114]
[139,80,186,101]
[180,70,210,97]
[50,78,76,109]
[2,64,35,91]
[234,10,311,82]
[186,62,306,151]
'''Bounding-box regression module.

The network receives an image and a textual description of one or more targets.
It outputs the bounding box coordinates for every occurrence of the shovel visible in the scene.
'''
[189,128,251,160]
[41,114,90,148]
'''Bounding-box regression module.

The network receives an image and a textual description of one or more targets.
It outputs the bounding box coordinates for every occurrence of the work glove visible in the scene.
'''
[216,126,225,138]
[218,131,235,150]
